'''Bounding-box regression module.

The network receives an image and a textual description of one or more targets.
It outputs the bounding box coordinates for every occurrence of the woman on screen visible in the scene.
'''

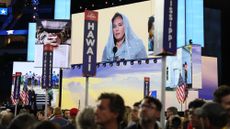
[102,12,147,62]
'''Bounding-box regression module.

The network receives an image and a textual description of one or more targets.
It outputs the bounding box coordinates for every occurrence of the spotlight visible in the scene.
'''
[77,64,81,69]
[138,60,142,65]
[130,60,134,65]
[103,63,106,67]
[96,63,100,68]
[109,62,113,67]
[123,60,127,65]
[116,61,120,66]
[154,59,157,63]
[71,65,75,69]
[145,59,149,64]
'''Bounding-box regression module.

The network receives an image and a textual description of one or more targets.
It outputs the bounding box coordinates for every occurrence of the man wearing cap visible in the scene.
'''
[63,108,79,129]
[69,108,79,124]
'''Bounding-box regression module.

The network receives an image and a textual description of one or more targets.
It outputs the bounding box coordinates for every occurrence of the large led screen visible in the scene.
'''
[62,60,162,109]
[199,56,218,100]
[62,59,199,110]
[166,44,201,89]
[34,20,71,68]
[71,1,160,64]
[12,62,60,108]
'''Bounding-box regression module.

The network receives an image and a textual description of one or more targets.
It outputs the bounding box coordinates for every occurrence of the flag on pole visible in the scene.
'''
[11,93,17,105]
[176,73,188,103]
[20,86,29,105]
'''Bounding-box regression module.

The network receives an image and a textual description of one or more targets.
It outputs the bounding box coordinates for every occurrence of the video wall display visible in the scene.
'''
[71,1,160,64]
[191,45,202,89]
[199,56,218,100]
[12,62,60,107]
[62,57,201,110]
[166,44,201,89]
[62,59,162,109]
[34,19,71,68]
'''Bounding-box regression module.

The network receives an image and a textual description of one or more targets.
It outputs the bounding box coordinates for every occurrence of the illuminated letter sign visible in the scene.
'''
[163,0,178,55]
[42,44,53,89]
[144,77,150,97]
[82,10,98,77]
[13,72,22,99]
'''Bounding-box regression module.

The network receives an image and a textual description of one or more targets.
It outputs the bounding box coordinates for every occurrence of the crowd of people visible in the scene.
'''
[1,84,230,129]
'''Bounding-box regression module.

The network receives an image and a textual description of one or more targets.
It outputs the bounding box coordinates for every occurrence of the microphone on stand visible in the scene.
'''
[113,46,118,61]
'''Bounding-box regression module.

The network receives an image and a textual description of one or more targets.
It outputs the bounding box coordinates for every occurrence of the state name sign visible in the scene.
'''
[42,44,53,89]
[13,72,22,99]
[82,10,98,77]
[154,0,177,56]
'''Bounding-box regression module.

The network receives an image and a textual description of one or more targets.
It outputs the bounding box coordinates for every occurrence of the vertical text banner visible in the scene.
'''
[82,10,98,77]
[42,44,53,89]
[163,0,178,55]
[13,72,22,99]
[144,77,150,97]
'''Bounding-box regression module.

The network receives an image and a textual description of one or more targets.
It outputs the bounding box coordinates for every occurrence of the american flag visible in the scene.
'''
[20,86,29,105]
[176,74,188,103]
[11,93,17,105]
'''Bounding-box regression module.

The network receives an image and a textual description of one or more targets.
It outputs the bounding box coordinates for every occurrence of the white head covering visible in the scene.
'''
[102,12,147,62]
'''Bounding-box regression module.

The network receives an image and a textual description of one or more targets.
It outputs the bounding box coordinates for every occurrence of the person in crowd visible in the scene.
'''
[62,109,70,120]
[168,115,182,129]
[184,98,206,129]
[7,113,37,129]
[127,101,141,127]
[63,107,79,129]
[32,121,60,129]
[182,109,189,129]
[48,90,53,106]
[95,92,125,129]
[36,111,45,121]
[121,106,132,128]
[166,107,178,120]
[125,96,162,129]
[165,106,179,129]
[0,109,14,128]
[46,105,54,120]
[28,89,37,115]
[77,107,98,129]
[194,102,228,129]
[213,85,230,129]
[50,107,69,128]
[102,12,147,62]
